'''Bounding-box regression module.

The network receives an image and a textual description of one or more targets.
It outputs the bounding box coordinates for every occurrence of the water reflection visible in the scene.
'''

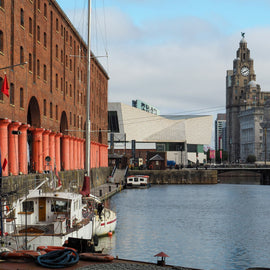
[102,185,270,270]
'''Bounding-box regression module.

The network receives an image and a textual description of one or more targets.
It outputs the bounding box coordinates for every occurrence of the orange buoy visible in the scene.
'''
[108,231,113,237]
[0,250,46,259]
[37,246,77,253]
[80,253,114,262]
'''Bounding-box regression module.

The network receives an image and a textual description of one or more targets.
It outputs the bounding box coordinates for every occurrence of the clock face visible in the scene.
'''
[241,66,249,76]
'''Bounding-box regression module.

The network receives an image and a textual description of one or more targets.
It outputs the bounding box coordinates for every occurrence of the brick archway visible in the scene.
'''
[60,111,68,135]
[27,96,41,128]
[27,96,41,172]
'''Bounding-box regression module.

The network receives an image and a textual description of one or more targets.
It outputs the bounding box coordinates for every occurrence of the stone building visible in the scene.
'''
[226,34,270,162]
[0,0,108,176]
[239,107,264,162]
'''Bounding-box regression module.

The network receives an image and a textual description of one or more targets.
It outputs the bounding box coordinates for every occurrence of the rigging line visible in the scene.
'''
[113,105,225,124]
[119,109,225,126]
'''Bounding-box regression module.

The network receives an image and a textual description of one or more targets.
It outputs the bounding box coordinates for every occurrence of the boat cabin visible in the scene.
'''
[126,175,150,188]
[6,190,84,235]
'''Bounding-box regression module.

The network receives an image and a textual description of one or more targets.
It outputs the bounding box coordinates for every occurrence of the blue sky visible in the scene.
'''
[56,0,270,116]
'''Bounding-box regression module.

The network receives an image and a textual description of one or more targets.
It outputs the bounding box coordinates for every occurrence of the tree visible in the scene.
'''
[246,155,256,163]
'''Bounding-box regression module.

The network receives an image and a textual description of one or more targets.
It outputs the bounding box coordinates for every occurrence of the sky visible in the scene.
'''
[56,0,270,117]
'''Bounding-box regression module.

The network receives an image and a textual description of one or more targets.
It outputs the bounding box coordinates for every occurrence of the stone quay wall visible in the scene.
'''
[128,169,218,185]
[1,167,111,206]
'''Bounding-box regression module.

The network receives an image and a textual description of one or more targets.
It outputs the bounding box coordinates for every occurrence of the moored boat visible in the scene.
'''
[126,175,150,188]
[83,194,117,237]
[3,182,93,250]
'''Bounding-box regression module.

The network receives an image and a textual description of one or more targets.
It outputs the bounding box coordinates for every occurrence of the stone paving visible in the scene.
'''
[78,262,201,270]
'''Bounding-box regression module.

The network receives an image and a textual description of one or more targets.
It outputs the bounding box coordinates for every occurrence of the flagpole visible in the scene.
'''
[0,62,28,71]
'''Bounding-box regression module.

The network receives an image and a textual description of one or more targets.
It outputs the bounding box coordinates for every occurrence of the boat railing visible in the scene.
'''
[124,166,129,178]
[111,165,117,177]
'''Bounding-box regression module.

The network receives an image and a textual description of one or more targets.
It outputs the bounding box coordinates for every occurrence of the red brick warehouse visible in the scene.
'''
[0,0,109,176]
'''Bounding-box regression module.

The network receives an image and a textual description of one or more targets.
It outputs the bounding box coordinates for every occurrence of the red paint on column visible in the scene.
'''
[55,133,62,172]
[8,121,22,175]
[31,128,45,173]
[74,138,78,169]
[69,136,74,170]
[62,135,70,170]
[49,132,56,168]
[82,139,85,170]
[18,124,30,174]
[43,130,51,171]
[0,119,11,176]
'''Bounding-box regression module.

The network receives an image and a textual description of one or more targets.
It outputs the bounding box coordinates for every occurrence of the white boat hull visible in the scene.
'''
[93,209,117,237]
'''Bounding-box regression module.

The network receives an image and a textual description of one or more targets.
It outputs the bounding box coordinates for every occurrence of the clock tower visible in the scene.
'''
[226,34,257,162]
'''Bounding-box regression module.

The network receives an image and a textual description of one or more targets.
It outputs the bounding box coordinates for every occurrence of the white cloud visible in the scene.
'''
[66,4,270,116]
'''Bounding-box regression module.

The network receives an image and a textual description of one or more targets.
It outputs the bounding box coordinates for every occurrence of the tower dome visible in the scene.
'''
[248,80,257,88]
[240,37,247,44]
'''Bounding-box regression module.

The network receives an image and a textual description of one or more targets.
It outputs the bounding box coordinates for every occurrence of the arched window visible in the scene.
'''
[0,30,3,52]
[20,46,24,64]
[0,77,3,101]
[43,99,46,116]
[37,25,40,42]
[61,77,63,92]
[10,83,14,105]
[29,17,32,34]
[0,1,4,9]
[56,105,58,120]
[69,84,72,96]
[70,59,72,71]
[28,53,32,72]
[55,73,58,89]
[44,32,47,48]
[43,65,47,81]
[50,102,52,118]
[37,59,40,76]
[56,18,59,31]
[20,8,24,26]
[44,3,47,18]
[20,88,24,108]
[55,44,58,58]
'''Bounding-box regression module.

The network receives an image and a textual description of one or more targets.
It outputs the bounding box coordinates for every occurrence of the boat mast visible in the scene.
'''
[85,0,91,177]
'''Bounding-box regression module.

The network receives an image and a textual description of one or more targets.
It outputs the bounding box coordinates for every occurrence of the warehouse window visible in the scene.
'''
[43,65,47,81]
[37,59,40,77]
[29,17,32,35]
[20,88,24,108]
[0,77,3,101]
[55,73,58,89]
[20,8,24,27]
[44,32,47,48]
[44,3,47,18]
[56,105,58,120]
[10,83,14,105]
[55,44,58,58]
[0,31,3,52]
[43,99,46,116]
[20,46,24,64]
[50,102,52,118]
[28,53,32,72]
[108,111,119,133]
[37,25,40,42]
[56,18,59,32]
